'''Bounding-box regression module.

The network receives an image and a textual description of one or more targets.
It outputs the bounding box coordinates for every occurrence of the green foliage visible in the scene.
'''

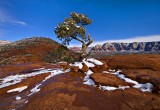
[43,45,79,63]
[54,12,92,46]
[70,12,92,25]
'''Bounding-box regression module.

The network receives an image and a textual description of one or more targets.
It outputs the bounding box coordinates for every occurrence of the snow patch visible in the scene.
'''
[87,58,103,65]
[16,96,21,100]
[83,70,95,86]
[28,69,64,96]
[0,68,60,88]
[117,73,153,92]
[108,69,116,72]
[99,85,130,91]
[117,74,138,85]
[65,69,70,72]
[42,69,64,82]
[28,84,41,96]
[83,79,95,86]
[133,83,153,92]
[83,60,95,67]
[100,85,117,91]
[70,62,83,69]
[103,70,154,92]
[7,86,28,93]
[86,69,93,76]
[0,80,22,89]
[69,60,95,70]
[118,85,130,90]
[103,71,110,73]
[25,100,28,104]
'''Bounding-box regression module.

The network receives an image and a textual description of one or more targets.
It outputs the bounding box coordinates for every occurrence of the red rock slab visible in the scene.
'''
[70,66,79,73]
[58,62,70,71]
[121,69,160,93]
[0,63,44,78]
[23,72,160,110]
[90,61,109,73]
[0,72,51,110]
[90,73,129,87]
[103,54,160,71]
[80,63,89,73]
[0,63,61,78]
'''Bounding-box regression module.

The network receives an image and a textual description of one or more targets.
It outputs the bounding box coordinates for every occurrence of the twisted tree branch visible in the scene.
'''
[71,36,85,44]
[86,34,93,46]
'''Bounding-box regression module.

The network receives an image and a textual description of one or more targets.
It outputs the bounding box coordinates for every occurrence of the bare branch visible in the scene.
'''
[88,34,91,41]
[71,36,85,44]
[86,34,93,46]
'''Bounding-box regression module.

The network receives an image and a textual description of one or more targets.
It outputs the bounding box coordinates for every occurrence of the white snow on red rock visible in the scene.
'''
[99,85,130,91]
[87,58,103,65]
[70,59,154,93]
[103,70,153,92]
[0,69,64,89]
[7,86,28,93]
[70,62,83,69]
[16,96,21,100]
[83,60,95,67]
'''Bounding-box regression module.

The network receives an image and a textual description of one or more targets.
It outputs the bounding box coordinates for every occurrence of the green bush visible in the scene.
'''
[43,45,79,63]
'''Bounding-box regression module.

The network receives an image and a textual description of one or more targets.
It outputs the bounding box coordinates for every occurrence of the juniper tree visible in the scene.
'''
[54,12,93,61]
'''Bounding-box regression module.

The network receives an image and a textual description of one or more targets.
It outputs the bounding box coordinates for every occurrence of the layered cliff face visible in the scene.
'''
[91,41,160,52]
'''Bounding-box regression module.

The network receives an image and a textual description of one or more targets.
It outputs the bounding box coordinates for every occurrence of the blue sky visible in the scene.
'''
[0,0,160,46]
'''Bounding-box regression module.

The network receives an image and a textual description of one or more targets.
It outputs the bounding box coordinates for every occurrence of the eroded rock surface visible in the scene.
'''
[23,72,160,110]
[90,73,129,87]
[0,54,160,110]
[121,69,160,93]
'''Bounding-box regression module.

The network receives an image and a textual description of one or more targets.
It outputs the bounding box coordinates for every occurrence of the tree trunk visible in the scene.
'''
[82,43,88,55]
[79,43,88,61]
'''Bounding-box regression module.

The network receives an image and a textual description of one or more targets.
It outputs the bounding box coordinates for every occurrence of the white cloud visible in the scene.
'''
[0,10,26,26]
[69,35,160,47]
[10,20,26,26]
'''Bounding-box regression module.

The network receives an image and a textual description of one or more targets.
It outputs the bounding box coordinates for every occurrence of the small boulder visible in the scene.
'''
[90,73,129,87]
[90,61,109,73]
[59,63,70,71]
[70,66,79,73]
[80,63,89,73]
[101,61,109,70]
